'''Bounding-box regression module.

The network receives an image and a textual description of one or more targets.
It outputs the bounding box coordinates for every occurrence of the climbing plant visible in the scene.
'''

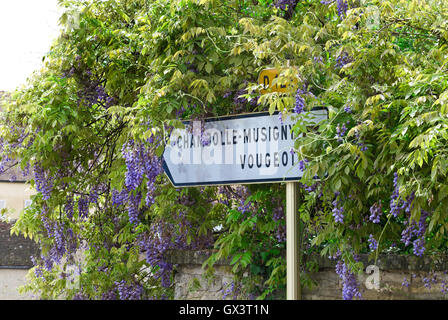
[1,0,448,300]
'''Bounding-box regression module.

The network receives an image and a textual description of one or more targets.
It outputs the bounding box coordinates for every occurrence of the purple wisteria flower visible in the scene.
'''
[336,0,348,20]
[335,123,347,142]
[368,234,378,251]
[335,52,352,69]
[294,87,306,114]
[335,259,362,300]
[332,196,344,224]
[402,277,409,288]
[369,202,382,223]
[298,159,308,171]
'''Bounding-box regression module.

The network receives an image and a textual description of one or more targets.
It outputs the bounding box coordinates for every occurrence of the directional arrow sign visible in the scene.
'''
[162,108,328,187]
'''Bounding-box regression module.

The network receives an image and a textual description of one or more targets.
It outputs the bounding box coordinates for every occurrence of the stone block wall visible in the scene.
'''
[167,250,233,300]
[167,250,448,300]
[2,223,448,300]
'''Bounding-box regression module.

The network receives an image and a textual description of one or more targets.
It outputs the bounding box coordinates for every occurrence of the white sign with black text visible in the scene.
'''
[162,109,328,187]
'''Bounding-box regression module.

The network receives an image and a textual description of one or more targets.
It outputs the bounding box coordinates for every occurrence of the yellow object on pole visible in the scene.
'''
[258,68,288,94]
[286,181,300,300]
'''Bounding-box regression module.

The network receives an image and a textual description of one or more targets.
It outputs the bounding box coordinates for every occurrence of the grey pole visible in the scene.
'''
[286,181,300,300]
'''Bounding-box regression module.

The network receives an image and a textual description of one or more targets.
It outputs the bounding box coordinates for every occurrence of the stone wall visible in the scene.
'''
[167,250,448,300]
[2,223,448,300]
[167,250,234,300]
[0,221,38,299]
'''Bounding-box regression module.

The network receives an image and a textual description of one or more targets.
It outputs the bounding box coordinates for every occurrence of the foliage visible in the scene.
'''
[2,0,448,300]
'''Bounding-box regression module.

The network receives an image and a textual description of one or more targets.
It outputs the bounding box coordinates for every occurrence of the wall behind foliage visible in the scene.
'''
[167,250,448,300]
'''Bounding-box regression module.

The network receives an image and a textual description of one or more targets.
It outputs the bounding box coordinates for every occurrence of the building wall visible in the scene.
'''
[0,181,34,221]
[0,268,33,300]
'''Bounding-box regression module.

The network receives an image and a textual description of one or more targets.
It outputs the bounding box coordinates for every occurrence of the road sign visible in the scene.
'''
[162,108,328,187]
[258,68,296,94]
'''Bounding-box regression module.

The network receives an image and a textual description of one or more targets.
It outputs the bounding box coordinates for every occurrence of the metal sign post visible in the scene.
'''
[260,68,300,300]
[286,181,300,300]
